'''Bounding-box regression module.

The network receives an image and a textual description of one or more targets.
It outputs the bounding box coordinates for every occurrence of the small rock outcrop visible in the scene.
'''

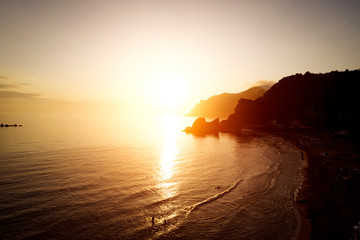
[183,118,219,135]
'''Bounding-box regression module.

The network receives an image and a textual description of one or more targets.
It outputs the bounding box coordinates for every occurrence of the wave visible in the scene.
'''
[237,170,281,212]
[143,179,245,239]
[146,195,180,209]
[185,179,243,214]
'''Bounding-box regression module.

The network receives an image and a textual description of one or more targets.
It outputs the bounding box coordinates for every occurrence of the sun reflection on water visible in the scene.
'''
[160,142,177,180]
[158,115,179,199]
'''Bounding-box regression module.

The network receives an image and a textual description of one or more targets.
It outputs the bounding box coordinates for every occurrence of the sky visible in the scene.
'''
[0,0,359,115]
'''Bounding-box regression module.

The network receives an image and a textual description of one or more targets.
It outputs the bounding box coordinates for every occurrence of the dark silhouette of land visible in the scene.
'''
[185,69,360,239]
[186,86,266,118]
[185,69,360,136]
[183,117,220,135]
[286,132,360,240]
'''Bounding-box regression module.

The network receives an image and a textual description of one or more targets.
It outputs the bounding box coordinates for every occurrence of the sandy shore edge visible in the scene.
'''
[292,146,312,240]
[271,131,360,240]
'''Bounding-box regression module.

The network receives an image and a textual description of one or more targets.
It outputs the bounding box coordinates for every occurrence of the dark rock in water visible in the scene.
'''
[183,126,192,133]
[192,118,207,133]
[0,123,22,127]
[183,118,219,135]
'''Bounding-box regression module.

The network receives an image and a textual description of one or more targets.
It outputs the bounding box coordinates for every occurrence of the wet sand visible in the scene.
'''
[280,132,360,240]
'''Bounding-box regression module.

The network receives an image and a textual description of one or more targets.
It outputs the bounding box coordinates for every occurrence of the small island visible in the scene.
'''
[0,123,23,127]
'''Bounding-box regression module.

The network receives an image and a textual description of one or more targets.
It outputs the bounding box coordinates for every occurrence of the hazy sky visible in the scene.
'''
[0,0,359,115]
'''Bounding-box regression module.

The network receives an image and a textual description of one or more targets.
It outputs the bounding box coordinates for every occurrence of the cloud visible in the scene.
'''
[0,82,29,89]
[0,96,120,114]
[0,72,118,114]
[0,90,40,99]
[0,73,41,98]
[251,80,276,90]
[0,73,24,88]
[0,83,16,89]
[0,75,9,80]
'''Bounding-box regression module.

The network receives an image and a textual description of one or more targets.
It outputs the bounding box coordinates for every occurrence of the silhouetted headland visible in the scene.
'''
[186,86,266,118]
[183,118,220,135]
[185,69,360,139]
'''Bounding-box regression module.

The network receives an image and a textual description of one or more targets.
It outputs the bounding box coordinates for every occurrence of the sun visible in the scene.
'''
[152,75,187,108]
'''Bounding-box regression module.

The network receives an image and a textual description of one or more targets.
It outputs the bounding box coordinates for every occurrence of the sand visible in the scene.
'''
[280,131,360,240]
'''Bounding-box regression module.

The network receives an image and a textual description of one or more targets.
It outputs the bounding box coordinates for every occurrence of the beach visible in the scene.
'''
[280,131,360,240]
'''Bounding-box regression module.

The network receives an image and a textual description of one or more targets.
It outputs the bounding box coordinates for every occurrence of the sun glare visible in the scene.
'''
[153,75,187,108]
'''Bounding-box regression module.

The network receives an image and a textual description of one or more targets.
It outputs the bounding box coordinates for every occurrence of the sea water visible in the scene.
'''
[0,114,303,240]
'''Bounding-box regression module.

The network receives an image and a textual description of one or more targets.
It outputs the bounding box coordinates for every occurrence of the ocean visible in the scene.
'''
[0,114,304,240]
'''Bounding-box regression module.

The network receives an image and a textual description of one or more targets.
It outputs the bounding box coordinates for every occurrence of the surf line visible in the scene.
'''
[289,142,310,240]
[152,178,244,238]
[185,179,243,214]
[237,170,281,213]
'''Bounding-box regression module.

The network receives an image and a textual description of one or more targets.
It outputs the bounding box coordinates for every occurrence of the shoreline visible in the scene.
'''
[251,131,312,240]
[189,128,360,239]
[228,130,312,239]
[271,131,360,240]
[290,139,312,240]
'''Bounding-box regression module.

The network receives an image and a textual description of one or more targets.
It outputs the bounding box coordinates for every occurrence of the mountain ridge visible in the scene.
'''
[185,69,360,135]
[186,86,266,118]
